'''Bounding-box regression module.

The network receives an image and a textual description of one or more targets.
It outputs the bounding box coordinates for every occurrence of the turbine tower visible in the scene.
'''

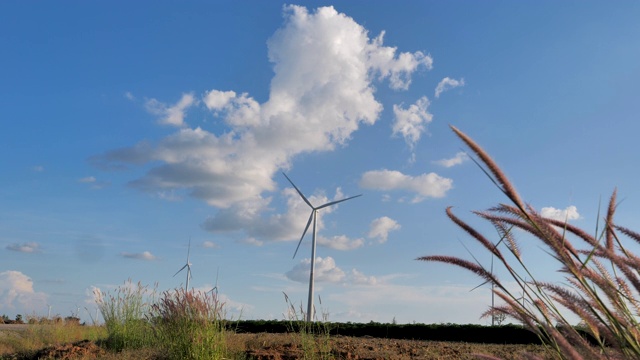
[282,172,361,322]
[174,238,192,292]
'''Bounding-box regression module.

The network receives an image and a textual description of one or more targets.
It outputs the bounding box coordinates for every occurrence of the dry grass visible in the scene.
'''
[418,125,640,359]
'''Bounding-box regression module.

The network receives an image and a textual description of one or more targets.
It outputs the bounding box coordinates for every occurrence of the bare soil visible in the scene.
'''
[2,332,552,359]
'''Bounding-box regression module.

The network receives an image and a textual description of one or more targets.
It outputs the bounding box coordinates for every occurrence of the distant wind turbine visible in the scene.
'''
[282,172,361,322]
[207,267,220,298]
[470,255,495,325]
[174,238,192,292]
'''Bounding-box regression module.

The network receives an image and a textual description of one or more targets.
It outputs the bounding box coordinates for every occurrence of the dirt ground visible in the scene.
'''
[3,332,552,360]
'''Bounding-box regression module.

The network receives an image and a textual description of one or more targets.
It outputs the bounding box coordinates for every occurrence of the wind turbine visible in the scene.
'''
[470,255,495,325]
[282,172,361,322]
[207,267,219,298]
[174,238,192,292]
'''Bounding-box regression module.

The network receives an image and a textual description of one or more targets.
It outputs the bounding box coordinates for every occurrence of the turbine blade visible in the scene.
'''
[470,279,490,292]
[187,238,191,261]
[282,172,314,208]
[173,264,188,277]
[293,211,314,259]
[316,194,362,210]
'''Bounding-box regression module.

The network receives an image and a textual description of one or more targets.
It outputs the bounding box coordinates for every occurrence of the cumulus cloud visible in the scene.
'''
[0,271,47,312]
[93,5,429,241]
[435,77,465,98]
[6,242,41,253]
[287,257,346,283]
[541,206,580,222]
[359,169,453,202]
[435,151,469,168]
[368,217,400,243]
[286,256,378,286]
[392,96,432,151]
[317,235,365,251]
[120,251,157,260]
[145,93,196,127]
[202,186,356,245]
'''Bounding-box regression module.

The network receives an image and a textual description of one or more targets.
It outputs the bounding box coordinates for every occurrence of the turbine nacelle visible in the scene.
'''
[282,172,361,259]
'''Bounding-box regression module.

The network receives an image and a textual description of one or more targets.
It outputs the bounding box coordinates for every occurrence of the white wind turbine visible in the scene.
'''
[282,172,361,322]
[173,238,192,292]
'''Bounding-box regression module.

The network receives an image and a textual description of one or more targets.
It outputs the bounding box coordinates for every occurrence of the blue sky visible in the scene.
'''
[2,1,640,325]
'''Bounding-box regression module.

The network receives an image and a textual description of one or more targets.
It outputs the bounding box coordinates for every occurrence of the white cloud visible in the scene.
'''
[120,251,157,260]
[202,241,220,249]
[239,237,264,247]
[6,242,41,253]
[368,216,400,243]
[79,176,96,183]
[392,96,432,151]
[286,256,376,286]
[145,93,196,127]
[0,271,48,313]
[287,256,346,283]
[435,77,465,98]
[367,31,433,90]
[93,5,428,241]
[541,206,581,222]
[349,269,377,286]
[124,91,135,101]
[435,151,469,168]
[359,169,453,202]
[317,235,364,251]
[32,165,44,172]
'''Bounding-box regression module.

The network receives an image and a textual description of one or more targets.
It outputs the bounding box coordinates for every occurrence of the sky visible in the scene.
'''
[2,1,640,325]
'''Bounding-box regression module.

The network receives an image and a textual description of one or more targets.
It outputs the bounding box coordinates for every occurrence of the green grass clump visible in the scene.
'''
[150,288,227,360]
[96,280,229,359]
[419,125,640,359]
[95,279,157,351]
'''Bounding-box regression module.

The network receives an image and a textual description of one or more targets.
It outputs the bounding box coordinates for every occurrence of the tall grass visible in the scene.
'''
[96,280,229,359]
[150,288,227,360]
[95,279,157,351]
[418,125,640,359]
[283,292,333,360]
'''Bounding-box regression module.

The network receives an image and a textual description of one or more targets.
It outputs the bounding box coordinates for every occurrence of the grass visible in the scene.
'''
[283,292,334,360]
[93,280,231,360]
[0,319,106,357]
[418,125,640,359]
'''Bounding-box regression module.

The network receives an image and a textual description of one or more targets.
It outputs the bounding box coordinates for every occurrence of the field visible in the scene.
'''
[0,324,553,359]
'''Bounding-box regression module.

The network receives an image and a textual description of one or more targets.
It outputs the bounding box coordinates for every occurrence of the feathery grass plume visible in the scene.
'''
[605,188,618,251]
[450,125,525,211]
[418,126,640,359]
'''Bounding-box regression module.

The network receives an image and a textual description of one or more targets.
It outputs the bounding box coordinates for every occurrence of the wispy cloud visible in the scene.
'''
[435,151,469,168]
[392,96,433,154]
[120,251,157,260]
[145,93,196,127]
[6,242,41,253]
[202,241,220,249]
[435,77,465,98]
[359,169,453,202]
[31,165,44,172]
